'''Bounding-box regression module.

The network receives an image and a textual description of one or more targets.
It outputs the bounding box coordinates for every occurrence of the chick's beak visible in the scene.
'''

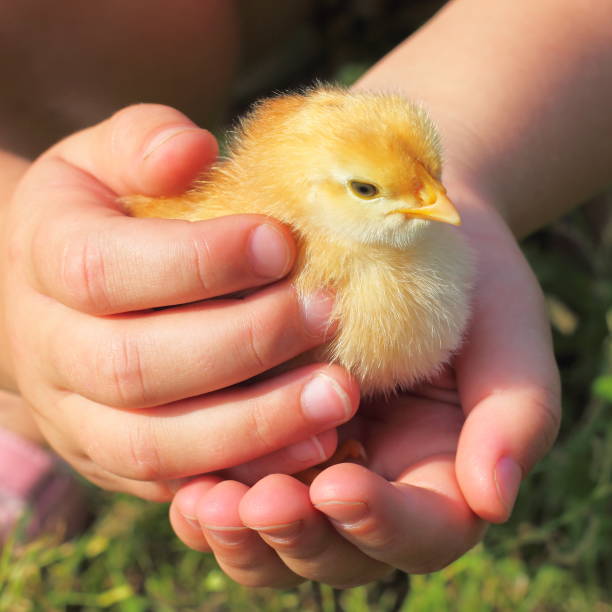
[390,167,462,226]
[392,188,462,226]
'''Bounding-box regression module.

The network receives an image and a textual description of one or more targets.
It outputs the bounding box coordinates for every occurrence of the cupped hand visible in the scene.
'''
[1,104,358,501]
[170,198,561,588]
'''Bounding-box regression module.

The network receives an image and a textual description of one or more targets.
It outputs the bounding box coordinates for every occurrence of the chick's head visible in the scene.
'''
[234,88,461,248]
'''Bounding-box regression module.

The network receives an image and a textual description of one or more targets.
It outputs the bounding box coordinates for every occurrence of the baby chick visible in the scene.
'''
[125,87,473,396]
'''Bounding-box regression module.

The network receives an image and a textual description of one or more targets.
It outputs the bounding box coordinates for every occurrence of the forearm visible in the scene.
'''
[0,150,29,391]
[355,0,612,237]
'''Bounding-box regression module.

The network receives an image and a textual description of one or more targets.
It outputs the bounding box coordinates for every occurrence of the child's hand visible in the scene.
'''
[169,199,561,588]
[1,105,358,501]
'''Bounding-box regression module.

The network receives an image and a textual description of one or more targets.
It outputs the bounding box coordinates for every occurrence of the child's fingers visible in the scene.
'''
[455,220,561,523]
[191,480,303,588]
[222,429,338,485]
[169,477,221,553]
[52,364,358,483]
[310,461,485,574]
[58,431,336,506]
[456,386,559,523]
[43,282,334,409]
[20,157,295,315]
[65,452,192,504]
[238,474,391,587]
[48,103,218,197]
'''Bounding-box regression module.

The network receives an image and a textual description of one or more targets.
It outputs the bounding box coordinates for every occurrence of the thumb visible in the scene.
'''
[455,212,561,523]
[46,103,218,197]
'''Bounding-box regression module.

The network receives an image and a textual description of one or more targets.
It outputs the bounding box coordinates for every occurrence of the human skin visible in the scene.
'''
[0,0,610,590]
[169,0,612,587]
[1,1,348,500]
[0,105,361,501]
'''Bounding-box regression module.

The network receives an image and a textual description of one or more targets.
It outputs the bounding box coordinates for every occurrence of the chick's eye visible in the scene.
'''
[349,180,379,199]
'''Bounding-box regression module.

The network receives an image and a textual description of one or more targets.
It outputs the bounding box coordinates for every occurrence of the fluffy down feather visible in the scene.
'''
[125,86,473,395]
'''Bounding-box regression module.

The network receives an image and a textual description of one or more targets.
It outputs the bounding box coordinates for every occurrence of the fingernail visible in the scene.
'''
[287,435,327,463]
[300,291,335,337]
[143,126,203,159]
[313,501,368,528]
[301,374,352,426]
[248,223,291,278]
[248,520,303,544]
[494,457,522,517]
[179,511,200,531]
[203,525,250,546]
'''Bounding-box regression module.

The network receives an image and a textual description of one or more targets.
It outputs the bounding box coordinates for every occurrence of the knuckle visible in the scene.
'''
[125,421,165,482]
[79,411,165,483]
[189,235,213,295]
[248,401,279,454]
[98,330,150,408]
[233,286,307,376]
[241,318,269,372]
[59,230,113,313]
[108,104,190,159]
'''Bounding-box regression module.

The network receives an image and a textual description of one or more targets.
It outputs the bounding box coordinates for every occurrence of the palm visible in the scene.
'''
[349,381,464,484]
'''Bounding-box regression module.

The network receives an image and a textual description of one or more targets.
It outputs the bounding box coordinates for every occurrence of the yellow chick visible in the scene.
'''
[125,86,473,396]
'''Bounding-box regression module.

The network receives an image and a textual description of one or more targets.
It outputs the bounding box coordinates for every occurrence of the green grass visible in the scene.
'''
[1,209,610,611]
